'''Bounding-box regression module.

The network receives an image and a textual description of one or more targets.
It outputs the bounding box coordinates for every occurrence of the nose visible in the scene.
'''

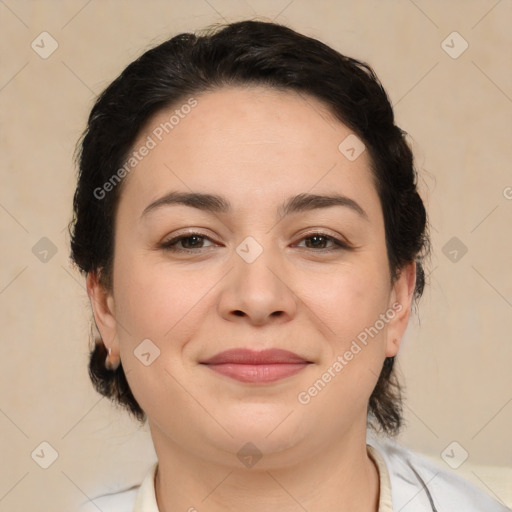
[217,243,297,326]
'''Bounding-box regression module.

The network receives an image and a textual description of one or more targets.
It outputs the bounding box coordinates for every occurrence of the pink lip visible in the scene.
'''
[200,349,311,383]
[201,348,309,365]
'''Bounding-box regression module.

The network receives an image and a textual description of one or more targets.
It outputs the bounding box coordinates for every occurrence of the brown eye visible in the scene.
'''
[178,235,206,249]
[303,235,330,249]
[160,233,216,252]
[295,233,350,251]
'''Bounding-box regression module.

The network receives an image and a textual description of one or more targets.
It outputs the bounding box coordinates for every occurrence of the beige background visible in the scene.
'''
[1,1,511,510]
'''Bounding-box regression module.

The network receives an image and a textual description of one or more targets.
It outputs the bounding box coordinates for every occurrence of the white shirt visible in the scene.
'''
[77,437,510,511]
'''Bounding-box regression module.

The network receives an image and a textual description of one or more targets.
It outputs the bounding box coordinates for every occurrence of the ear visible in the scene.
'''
[385,261,417,357]
[86,271,119,357]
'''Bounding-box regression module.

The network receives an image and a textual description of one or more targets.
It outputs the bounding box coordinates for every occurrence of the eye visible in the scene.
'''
[295,232,350,251]
[159,231,351,254]
[160,232,217,252]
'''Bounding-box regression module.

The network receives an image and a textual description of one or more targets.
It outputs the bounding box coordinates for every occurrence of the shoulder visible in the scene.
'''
[76,461,158,512]
[368,436,510,512]
[76,486,138,512]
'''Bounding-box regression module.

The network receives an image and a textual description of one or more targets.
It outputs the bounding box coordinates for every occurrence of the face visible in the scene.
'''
[88,86,415,468]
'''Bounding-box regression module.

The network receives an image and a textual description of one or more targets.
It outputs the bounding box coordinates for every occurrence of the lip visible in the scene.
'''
[200,348,310,365]
[200,349,312,384]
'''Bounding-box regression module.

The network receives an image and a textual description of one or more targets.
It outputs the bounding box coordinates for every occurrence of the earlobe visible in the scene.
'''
[86,271,119,355]
[385,262,417,358]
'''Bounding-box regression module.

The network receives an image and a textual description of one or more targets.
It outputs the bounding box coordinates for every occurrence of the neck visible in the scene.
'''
[152,424,380,512]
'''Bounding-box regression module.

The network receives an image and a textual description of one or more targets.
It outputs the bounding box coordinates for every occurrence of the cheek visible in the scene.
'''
[298,266,391,413]
[299,259,391,343]
[112,253,208,344]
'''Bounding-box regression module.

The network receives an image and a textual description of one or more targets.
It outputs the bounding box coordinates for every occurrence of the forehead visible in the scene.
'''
[117,86,380,219]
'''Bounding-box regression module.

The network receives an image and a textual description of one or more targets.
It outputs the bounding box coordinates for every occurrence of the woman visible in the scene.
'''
[71,20,508,512]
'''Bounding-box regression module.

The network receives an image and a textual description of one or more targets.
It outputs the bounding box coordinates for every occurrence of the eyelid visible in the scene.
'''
[160,228,352,253]
[292,230,352,250]
[159,230,219,250]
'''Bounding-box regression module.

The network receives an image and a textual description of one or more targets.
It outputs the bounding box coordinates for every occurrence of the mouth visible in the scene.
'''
[199,348,312,384]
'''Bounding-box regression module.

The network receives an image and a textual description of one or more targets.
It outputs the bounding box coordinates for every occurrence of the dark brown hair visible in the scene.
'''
[70,19,430,435]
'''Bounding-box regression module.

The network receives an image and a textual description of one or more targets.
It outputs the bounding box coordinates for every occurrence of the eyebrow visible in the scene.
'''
[141,191,369,221]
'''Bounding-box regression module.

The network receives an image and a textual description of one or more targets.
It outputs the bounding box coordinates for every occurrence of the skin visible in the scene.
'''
[87,86,416,512]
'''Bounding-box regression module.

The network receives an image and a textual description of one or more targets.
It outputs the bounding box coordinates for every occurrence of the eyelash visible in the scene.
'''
[159,231,351,253]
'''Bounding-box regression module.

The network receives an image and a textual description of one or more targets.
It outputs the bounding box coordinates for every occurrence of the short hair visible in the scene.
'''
[70,20,430,436]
